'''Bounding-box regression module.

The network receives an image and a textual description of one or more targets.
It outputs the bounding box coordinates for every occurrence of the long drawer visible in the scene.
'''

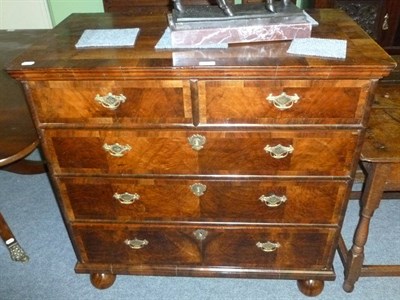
[57,177,349,224]
[198,79,370,125]
[73,224,336,269]
[27,80,192,126]
[43,129,360,176]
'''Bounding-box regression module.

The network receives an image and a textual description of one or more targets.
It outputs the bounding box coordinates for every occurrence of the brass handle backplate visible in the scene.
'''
[95,93,126,110]
[190,183,207,197]
[188,134,206,151]
[259,194,287,207]
[256,241,281,253]
[113,192,140,205]
[264,144,294,159]
[266,92,300,110]
[103,143,132,157]
[124,238,148,250]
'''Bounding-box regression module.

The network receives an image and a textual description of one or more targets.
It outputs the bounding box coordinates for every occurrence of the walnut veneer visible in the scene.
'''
[7,10,395,296]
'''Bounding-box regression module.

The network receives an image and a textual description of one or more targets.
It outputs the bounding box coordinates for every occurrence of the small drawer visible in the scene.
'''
[73,224,335,269]
[27,80,192,126]
[58,177,349,224]
[198,80,370,125]
[44,129,359,176]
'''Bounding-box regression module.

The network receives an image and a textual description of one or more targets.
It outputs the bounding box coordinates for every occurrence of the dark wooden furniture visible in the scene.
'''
[0,30,47,262]
[338,83,400,292]
[7,10,395,296]
[311,0,400,54]
[0,31,45,174]
[103,0,234,13]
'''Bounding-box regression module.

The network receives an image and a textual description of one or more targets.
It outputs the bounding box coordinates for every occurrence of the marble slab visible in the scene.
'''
[170,21,312,47]
[172,42,290,67]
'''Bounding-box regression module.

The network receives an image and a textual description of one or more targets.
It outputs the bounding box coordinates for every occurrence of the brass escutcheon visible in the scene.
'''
[266,92,300,110]
[113,192,140,205]
[188,134,206,151]
[193,229,208,241]
[190,183,207,197]
[95,93,126,110]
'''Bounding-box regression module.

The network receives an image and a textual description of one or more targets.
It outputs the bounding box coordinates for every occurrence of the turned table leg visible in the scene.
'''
[297,279,324,297]
[343,163,388,292]
[90,273,116,289]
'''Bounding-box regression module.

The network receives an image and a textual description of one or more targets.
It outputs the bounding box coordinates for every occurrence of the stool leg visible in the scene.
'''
[343,162,389,292]
[0,212,29,262]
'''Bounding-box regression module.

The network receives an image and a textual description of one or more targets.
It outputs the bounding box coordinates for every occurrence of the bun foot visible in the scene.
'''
[343,281,355,293]
[90,273,116,289]
[297,279,324,297]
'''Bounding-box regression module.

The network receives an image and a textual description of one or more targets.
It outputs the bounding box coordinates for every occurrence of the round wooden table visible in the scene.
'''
[0,30,47,262]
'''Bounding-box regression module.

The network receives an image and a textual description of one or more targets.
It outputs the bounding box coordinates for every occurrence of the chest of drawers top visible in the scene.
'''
[7,10,394,81]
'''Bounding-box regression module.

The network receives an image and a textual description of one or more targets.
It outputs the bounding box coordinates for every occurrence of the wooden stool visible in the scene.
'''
[0,30,47,262]
[338,83,400,292]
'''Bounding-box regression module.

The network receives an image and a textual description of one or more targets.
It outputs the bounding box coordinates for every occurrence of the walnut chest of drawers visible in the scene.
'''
[7,9,395,296]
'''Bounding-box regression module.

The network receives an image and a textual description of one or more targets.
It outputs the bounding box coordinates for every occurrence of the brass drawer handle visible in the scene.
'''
[95,93,126,110]
[264,144,294,159]
[103,143,132,157]
[266,92,300,110]
[124,238,148,250]
[190,183,207,197]
[193,229,208,241]
[113,192,140,205]
[188,134,206,151]
[382,13,389,30]
[259,194,287,207]
[256,241,281,253]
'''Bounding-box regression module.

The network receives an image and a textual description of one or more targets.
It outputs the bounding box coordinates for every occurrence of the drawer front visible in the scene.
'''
[199,80,370,125]
[44,129,359,176]
[73,224,335,269]
[58,177,349,224]
[27,80,192,125]
[73,224,202,265]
